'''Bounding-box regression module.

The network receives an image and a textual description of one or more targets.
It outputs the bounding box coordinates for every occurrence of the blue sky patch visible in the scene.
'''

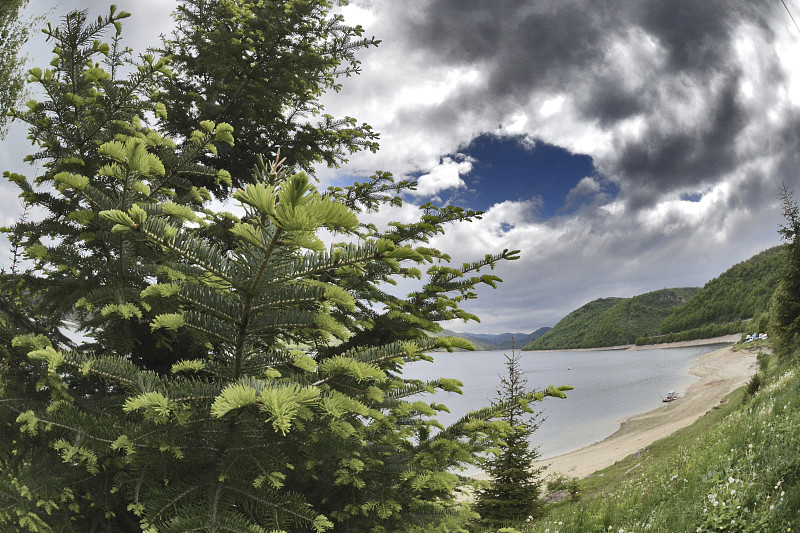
[680,192,703,202]
[448,135,599,217]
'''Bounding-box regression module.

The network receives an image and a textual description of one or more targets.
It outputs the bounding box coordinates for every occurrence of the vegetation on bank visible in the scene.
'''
[423,346,795,532]
[473,352,547,528]
[635,320,746,346]
[525,288,697,350]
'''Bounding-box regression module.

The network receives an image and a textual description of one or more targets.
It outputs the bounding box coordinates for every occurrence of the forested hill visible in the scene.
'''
[441,327,551,350]
[656,245,785,336]
[522,245,785,350]
[523,288,699,350]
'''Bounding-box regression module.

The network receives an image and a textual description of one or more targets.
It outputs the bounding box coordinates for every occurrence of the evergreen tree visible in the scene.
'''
[0,0,36,137]
[770,183,800,358]
[159,0,493,351]
[158,0,380,188]
[3,7,218,370]
[474,349,548,529]
[0,10,571,532]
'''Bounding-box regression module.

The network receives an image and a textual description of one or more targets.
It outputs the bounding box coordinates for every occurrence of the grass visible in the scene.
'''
[512,351,800,533]
[732,338,770,352]
[575,387,745,498]
[466,349,800,533]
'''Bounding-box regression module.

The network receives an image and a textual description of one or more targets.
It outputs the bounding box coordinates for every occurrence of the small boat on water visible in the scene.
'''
[663,390,678,402]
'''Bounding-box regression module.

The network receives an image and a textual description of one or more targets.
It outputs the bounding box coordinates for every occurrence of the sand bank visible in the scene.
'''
[524,334,742,353]
[529,345,757,479]
[628,334,742,351]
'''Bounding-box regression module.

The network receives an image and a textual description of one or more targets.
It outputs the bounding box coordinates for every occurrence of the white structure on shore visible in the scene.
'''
[744,333,768,343]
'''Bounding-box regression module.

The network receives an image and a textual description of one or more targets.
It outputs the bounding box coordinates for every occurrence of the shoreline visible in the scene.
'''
[473,340,758,481]
[522,333,741,353]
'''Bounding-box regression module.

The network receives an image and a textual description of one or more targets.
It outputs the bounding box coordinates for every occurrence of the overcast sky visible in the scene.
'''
[3,1,800,333]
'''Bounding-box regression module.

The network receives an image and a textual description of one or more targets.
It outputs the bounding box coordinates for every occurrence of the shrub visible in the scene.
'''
[745,372,763,397]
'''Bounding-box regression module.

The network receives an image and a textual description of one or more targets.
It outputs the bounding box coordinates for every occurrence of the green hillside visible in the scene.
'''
[522,297,621,350]
[524,288,698,350]
[657,245,785,335]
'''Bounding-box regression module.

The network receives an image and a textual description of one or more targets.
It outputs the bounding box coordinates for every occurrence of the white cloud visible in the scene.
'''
[564,177,602,208]
[411,156,473,197]
[3,0,794,333]
[539,95,565,118]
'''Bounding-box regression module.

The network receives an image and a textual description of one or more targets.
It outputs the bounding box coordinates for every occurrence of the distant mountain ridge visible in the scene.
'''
[442,327,551,350]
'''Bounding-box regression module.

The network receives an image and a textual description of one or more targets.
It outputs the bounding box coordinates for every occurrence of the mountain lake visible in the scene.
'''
[403,344,726,462]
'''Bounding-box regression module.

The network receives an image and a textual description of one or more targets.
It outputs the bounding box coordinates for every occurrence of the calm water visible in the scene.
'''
[403,345,724,460]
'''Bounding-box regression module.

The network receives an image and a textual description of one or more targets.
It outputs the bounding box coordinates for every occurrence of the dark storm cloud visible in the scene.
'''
[378,0,791,208]
[398,0,765,93]
[635,0,757,73]
[613,76,748,207]
[575,75,646,126]
[771,110,800,189]
[402,0,609,95]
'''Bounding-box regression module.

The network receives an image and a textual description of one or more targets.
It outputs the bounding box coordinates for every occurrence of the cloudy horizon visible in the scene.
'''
[2,1,799,333]
[320,0,800,333]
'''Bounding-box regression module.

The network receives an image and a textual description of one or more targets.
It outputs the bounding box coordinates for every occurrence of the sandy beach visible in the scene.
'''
[524,334,743,353]
[475,340,758,481]
[532,343,757,479]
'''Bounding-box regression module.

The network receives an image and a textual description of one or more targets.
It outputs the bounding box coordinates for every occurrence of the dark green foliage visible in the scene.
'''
[660,245,785,335]
[526,289,697,350]
[745,372,762,397]
[545,474,581,502]
[0,10,572,532]
[523,297,622,350]
[635,320,745,346]
[158,0,380,188]
[3,7,217,369]
[757,351,770,373]
[473,351,548,528]
[528,245,784,350]
[0,0,35,137]
[770,185,800,359]
[583,288,699,347]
